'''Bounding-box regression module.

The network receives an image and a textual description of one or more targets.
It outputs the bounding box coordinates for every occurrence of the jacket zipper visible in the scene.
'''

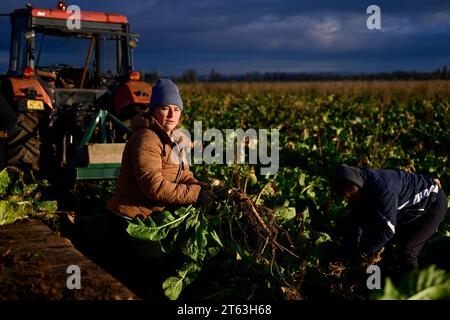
[173,160,183,183]
[172,143,183,184]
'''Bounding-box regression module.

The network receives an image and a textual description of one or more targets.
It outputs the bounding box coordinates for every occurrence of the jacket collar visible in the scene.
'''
[131,112,174,145]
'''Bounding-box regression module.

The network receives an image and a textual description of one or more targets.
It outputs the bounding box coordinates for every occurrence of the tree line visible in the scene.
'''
[143,66,449,83]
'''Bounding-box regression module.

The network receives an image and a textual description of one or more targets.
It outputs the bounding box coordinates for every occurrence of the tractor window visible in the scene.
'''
[35,33,93,70]
[97,36,120,76]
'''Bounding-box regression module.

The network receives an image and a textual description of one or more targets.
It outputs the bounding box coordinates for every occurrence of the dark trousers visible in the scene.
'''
[107,211,169,299]
[397,188,448,272]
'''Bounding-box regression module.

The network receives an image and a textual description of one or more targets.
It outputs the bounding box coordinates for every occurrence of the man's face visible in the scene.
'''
[153,104,181,134]
[340,183,362,202]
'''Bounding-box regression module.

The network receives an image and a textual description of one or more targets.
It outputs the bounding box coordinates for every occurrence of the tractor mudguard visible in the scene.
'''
[113,80,151,116]
[2,77,53,111]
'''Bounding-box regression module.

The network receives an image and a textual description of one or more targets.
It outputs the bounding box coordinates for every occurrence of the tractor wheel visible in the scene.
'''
[6,111,42,171]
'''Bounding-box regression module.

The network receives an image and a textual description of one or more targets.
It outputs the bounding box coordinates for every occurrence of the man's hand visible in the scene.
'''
[347,251,370,268]
[356,251,382,268]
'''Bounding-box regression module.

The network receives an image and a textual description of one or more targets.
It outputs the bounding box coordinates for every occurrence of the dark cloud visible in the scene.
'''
[0,0,449,74]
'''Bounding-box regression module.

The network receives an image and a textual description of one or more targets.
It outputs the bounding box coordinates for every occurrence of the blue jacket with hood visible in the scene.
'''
[337,165,441,256]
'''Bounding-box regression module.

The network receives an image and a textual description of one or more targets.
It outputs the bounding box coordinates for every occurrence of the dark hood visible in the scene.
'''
[334,164,366,188]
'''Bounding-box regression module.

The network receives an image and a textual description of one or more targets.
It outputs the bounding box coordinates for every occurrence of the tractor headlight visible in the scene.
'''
[128,38,139,49]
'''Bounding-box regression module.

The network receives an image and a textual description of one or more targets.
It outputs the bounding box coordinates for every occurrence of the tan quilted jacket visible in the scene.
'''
[107,113,202,219]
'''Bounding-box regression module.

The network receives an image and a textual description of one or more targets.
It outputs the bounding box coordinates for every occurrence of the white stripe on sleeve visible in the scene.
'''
[387,221,396,234]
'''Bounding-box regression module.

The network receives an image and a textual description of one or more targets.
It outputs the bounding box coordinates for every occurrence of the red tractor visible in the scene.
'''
[0,1,151,179]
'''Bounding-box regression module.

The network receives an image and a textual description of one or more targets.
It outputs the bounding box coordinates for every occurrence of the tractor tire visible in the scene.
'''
[6,111,42,172]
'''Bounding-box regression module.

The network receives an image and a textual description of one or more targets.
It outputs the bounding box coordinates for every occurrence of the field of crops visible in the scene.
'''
[124,80,450,300]
[2,80,450,300]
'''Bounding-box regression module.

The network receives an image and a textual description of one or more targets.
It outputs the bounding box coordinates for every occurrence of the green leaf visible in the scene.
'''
[0,169,13,195]
[409,284,450,300]
[300,207,311,225]
[182,221,209,262]
[162,262,201,300]
[273,206,296,223]
[162,276,184,300]
[298,173,306,187]
[306,187,316,199]
[184,212,200,231]
[207,245,221,257]
[372,265,450,300]
[173,205,195,218]
[126,209,193,241]
[24,183,39,197]
[177,262,202,285]
[153,210,176,225]
[127,221,171,241]
[33,200,58,213]
[137,217,148,226]
[208,229,223,247]
[196,222,209,260]
[0,200,31,225]
[10,181,24,196]
[182,234,199,260]
[378,278,403,300]
[314,232,332,245]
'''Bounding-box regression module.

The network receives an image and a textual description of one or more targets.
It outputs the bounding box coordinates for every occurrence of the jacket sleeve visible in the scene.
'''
[129,130,201,205]
[340,206,364,260]
[362,187,398,256]
[178,168,204,186]
[341,222,363,260]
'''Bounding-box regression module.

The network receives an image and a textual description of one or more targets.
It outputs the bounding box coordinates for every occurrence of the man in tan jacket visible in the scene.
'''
[107,78,214,220]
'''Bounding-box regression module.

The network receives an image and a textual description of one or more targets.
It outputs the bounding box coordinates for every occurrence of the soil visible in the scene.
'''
[0,220,138,300]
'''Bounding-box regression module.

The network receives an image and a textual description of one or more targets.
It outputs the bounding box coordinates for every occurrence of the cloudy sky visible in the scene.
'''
[0,0,449,76]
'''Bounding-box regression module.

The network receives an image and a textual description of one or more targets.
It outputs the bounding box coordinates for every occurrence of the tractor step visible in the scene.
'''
[66,163,122,180]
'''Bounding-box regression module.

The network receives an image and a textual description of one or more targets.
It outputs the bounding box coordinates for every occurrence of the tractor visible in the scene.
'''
[0,1,151,179]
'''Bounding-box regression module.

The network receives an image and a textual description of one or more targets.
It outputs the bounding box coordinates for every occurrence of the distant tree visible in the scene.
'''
[180,69,198,83]
[442,66,448,80]
[140,69,146,81]
[155,68,443,83]
[434,68,441,80]
[245,71,262,82]
[146,69,160,83]
[209,69,221,82]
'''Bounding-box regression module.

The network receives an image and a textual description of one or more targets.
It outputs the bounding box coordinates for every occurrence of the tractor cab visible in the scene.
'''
[1,2,152,179]
[8,2,137,89]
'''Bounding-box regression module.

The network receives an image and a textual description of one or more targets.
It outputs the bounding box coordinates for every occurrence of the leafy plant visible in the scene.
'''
[371,265,450,300]
[127,205,223,300]
[0,167,58,226]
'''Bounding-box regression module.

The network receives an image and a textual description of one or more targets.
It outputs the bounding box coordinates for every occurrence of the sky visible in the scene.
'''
[0,0,449,76]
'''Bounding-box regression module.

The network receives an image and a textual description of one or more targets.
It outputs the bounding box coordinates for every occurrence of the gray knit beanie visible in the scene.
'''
[149,78,183,111]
